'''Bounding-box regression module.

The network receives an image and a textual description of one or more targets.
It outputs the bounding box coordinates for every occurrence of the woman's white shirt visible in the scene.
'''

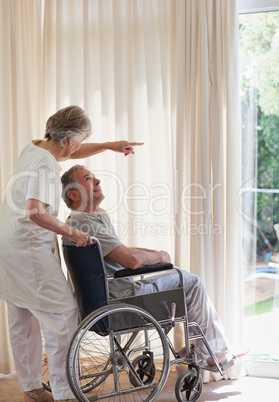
[0,142,76,312]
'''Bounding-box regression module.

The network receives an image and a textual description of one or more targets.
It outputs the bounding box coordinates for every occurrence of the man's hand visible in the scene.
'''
[158,250,171,263]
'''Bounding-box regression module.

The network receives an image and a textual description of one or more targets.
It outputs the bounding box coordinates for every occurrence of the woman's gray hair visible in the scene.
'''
[61,164,85,208]
[44,105,91,146]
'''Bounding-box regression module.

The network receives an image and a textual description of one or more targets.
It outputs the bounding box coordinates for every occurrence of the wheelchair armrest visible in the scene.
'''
[113,263,174,278]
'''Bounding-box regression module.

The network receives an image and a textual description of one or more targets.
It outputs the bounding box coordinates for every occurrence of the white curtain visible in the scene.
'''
[0,0,242,375]
[182,0,243,344]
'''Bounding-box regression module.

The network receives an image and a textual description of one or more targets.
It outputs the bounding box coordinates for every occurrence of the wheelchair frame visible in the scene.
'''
[60,237,228,402]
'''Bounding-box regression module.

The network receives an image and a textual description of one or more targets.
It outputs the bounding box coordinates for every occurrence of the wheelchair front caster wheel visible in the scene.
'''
[175,369,202,402]
[129,353,156,387]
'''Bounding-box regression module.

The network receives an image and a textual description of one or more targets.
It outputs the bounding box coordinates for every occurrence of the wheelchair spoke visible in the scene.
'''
[67,305,170,402]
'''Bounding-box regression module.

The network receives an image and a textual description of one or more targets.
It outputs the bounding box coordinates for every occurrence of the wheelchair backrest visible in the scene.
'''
[63,239,108,321]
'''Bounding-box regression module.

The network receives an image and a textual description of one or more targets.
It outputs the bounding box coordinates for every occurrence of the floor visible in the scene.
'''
[0,370,278,402]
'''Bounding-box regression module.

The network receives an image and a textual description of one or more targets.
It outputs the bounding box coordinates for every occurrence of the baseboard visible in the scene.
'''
[245,357,279,379]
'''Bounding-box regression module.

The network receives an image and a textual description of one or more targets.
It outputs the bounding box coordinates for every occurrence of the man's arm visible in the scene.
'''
[106,244,171,270]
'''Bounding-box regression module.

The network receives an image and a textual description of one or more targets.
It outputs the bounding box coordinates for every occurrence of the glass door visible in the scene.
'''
[240,10,279,371]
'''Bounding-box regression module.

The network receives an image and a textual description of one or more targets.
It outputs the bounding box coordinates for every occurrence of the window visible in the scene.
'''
[239,2,279,373]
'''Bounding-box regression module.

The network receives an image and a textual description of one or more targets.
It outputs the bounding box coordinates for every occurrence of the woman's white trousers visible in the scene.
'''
[7,302,78,400]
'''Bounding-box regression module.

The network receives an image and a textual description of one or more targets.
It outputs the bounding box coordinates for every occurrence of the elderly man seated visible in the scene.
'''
[61,164,239,367]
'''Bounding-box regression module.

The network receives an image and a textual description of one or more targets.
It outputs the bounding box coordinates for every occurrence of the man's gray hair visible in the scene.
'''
[61,164,85,208]
[44,105,91,146]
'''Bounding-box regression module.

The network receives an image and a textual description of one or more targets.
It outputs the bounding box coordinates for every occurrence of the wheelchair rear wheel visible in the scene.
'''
[175,369,203,402]
[67,304,170,402]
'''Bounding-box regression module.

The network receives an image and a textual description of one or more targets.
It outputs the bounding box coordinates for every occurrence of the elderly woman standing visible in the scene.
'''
[0,105,142,402]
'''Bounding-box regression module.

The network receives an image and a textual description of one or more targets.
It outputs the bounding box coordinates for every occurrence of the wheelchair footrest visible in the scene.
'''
[200,363,220,373]
[201,355,236,373]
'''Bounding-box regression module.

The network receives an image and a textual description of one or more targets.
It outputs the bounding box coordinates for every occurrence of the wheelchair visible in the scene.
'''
[48,237,232,401]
